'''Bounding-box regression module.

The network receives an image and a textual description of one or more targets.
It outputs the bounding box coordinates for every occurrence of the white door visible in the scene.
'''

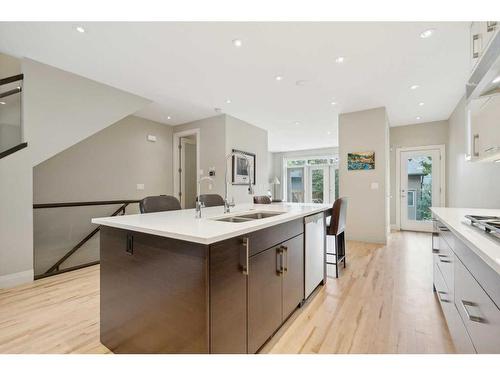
[400,148,442,232]
[307,166,329,204]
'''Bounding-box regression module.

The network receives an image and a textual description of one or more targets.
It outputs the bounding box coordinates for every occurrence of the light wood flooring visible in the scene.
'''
[0,231,454,354]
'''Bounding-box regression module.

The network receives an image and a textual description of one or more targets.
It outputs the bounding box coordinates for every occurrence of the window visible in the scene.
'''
[407,190,415,207]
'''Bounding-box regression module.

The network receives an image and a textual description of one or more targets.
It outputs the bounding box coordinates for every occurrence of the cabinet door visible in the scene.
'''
[209,237,248,353]
[455,257,500,353]
[248,246,282,353]
[282,234,305,320]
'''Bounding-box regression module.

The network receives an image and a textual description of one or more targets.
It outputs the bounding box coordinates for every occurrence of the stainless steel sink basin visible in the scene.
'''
[212,211,285,223]
[235,212,284,220]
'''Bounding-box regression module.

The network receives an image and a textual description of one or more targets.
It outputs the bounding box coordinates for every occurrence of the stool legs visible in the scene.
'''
[326,231,346,278]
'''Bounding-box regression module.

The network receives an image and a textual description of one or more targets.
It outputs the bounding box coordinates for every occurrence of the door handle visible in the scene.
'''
[461,300,487,323]
[472,134,480,157]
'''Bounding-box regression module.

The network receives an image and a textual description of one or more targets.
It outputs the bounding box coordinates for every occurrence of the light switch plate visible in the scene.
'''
[370,182,379,190]
[147,135,157,142]
[136,184,145,190]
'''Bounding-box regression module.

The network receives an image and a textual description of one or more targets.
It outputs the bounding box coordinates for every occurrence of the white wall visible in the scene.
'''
[448,97,500,208]
[22,59,151,166]
[339,107,389,244]
[225,115,269,203]
[0,58,150,288]
[173,115,226,198]
[389,120,449,225]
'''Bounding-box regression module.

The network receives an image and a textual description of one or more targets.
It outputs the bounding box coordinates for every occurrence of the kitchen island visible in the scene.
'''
[92,202,331,354]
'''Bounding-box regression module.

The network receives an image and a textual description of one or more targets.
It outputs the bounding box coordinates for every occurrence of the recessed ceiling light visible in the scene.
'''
[410,85,419,90]
[294,121,300,126]
[335,56,345,64]
[327,131,332,135]
[76,26,85,33]
[331,101,337,105]
[495,159,500,163]
[492,75,500,84]
[225,99,232,104]
[419,102,425,106]
[232,39,242,47]
[420,29,435,39]
[296,80,307,86]
[0,101,5,105]
[167,116,172,120]
[275,75,283,81]
[416,116,421,120]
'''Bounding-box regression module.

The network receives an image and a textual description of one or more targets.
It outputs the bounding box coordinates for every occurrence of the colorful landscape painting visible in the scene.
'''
[347,151,375,170]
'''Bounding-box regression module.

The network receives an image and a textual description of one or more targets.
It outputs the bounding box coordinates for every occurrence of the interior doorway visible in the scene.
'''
[173,129,200,209]
[396,145,445,232]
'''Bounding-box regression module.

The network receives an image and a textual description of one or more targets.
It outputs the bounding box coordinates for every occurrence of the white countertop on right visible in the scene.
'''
[431,207,500,275]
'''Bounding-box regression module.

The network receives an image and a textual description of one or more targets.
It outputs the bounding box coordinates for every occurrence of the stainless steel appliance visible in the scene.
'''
[304,212,325,299]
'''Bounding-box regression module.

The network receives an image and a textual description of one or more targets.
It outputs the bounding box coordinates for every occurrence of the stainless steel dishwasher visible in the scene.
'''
[304,212,325,299]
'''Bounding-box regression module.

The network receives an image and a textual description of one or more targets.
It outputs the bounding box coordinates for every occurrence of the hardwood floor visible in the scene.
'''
[0,231,454,354]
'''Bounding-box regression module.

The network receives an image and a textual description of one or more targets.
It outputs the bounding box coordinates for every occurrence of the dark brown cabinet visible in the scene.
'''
[282,235,305,319]
[209,236,248,353]
[248,245,283,353]
[248,233,304,353]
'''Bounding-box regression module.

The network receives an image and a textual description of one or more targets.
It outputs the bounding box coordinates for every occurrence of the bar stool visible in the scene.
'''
[253,195,272,204]
[139,195,181,213]
[326,197,348,278]
[198,194,225,207]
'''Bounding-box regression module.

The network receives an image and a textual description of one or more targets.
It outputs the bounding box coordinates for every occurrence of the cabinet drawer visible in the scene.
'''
[434,263,476,353]
[247,218,303,257]
[455,258,500,353]
[434,238,454,293]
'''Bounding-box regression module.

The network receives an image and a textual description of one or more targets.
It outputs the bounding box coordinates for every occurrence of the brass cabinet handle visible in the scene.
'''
[242,237,249,275]
[461,300,487,323]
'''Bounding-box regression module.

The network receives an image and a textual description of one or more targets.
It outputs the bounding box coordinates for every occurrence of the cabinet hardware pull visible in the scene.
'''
[126,233,133,255]
[472,34,480,58]
[487,21,497,32]
[438,254,451,263]
[276,247,284,274]
[283,246,288,273]
[437,291,450,303]
[461,300,487,323]
[473,134,480,157]
[242,237,249,275]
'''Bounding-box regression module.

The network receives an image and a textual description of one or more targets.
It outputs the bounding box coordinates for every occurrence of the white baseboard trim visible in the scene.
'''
[390,224,400,231]
[0,269,34,289]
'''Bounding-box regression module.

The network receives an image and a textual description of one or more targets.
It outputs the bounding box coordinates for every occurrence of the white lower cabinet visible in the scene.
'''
[433,220,500,353]
[455,258,500,353]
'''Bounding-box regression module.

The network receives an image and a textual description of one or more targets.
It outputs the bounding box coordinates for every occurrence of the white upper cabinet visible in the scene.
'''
[470,21,499,73]
[466,21,500,162]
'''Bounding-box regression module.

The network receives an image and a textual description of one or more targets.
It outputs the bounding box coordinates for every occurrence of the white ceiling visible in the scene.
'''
[0,22,470,152]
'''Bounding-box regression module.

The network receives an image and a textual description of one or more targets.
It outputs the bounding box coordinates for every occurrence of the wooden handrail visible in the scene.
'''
[33,200,141,209]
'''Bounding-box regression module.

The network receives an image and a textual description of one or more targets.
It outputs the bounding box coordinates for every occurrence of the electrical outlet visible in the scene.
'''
[136,184,145,190]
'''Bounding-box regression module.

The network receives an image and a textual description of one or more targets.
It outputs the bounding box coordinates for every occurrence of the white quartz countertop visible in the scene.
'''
[431,207,500,275]
[92,202,331,245]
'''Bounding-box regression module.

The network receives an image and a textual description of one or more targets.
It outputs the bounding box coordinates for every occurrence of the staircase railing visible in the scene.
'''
[33,200,141,279]
[0,73,26,159]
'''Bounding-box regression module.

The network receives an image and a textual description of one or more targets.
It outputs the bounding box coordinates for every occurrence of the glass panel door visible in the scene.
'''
[400,149,441,232]
[287,167,305,203]
[308,166,328,203]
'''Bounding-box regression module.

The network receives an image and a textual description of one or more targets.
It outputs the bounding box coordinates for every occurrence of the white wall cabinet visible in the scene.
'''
[469,21,499,73]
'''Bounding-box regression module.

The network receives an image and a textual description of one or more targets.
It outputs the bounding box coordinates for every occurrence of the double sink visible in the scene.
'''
[212,211,285,223]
